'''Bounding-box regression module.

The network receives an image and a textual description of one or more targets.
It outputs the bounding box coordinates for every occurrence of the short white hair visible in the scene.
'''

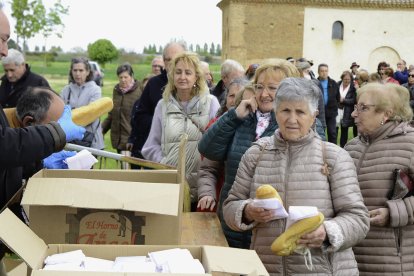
[221,59,244,77]
[2,48,25,65]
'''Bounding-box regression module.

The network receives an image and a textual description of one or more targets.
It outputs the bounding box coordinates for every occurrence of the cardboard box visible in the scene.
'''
[0,208,269,276]
[21,169,184,246]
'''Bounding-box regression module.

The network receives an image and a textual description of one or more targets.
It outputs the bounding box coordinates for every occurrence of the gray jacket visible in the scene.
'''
[345,121,414,275]
[61,81,104,150]
[224,129,369,275]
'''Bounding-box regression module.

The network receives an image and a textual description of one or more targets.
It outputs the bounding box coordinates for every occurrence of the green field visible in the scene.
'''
[26,61,221,169]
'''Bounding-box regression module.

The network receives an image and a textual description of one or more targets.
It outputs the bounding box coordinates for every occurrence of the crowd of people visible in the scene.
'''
[1,2,414,274]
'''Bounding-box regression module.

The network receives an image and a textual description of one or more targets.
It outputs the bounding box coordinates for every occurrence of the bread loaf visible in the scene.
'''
[72,97,113,126]
[3,108,19,128]
[256,184,282,202]
[271,212,324,256]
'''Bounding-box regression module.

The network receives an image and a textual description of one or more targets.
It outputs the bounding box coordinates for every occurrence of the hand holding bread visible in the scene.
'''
[244,185,284,223]
[271,212,325,256]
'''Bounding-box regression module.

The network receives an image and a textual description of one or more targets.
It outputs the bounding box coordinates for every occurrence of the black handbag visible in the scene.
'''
[389,169,414,200]
[71,131,94,147]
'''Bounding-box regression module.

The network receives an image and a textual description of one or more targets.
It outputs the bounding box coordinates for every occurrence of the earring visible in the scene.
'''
[193,84,196,88]
[380,119,384,125]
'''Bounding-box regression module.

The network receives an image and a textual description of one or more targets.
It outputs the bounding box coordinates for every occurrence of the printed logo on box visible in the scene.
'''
[65,209,146,245]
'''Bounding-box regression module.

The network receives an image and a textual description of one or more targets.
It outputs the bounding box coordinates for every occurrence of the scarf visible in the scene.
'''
[255,111,271,140]
[119,81,135,94]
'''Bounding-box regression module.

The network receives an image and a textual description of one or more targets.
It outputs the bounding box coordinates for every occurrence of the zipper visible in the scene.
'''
[282,141,291,276]
[356,140,370,175]
[394,228,401,257]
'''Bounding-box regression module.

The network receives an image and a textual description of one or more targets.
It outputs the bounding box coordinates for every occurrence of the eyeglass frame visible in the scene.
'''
[354,103,376,113]
[253,83,279,94]
[408,74,414,78]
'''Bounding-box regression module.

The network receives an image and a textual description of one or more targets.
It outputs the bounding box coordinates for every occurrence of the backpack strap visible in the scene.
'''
[321,141,331,177]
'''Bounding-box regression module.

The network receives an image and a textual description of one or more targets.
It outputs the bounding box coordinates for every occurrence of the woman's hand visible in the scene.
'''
[197,196,216,211]
[235,97,257,119]
[369,208,390,226]
[297,224,327,248]
[243,203,275,223]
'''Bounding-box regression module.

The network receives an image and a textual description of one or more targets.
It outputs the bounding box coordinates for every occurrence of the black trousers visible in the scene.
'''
[340,125,358,148]
[326,116,337,144]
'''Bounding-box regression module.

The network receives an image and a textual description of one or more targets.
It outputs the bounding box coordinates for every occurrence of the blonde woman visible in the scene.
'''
[142,52,220,209]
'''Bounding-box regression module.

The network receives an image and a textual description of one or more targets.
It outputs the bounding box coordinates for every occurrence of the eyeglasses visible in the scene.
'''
[354,104,376,113]
[409,74,414,78]
[253,84,278,94]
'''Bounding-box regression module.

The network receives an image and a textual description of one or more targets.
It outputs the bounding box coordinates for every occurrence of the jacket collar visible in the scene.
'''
[273,128,317,149]
[359,120,414,144]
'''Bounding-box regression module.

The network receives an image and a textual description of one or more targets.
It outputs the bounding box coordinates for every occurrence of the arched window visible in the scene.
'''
[332,21,344,40]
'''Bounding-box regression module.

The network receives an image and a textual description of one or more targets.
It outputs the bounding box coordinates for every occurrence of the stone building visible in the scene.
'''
[217,0,414,79]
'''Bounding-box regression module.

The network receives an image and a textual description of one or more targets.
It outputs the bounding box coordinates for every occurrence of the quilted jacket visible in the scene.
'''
[223,129,369,275]
[345,121,414,275]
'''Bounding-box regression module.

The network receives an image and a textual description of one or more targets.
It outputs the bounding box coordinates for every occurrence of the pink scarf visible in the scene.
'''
[119,81,135,94]
[255,111,271,140]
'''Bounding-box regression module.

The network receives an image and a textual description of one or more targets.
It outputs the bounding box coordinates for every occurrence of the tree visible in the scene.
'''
[87,39,119,67]
[11,0,68,52]
[209,43,215,55]
[196,44,201,53]
[216,44,222,56]
[203,43,208,54]
[189,44,194,52]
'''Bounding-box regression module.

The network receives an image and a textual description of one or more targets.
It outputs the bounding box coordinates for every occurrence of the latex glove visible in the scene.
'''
[57,105,86,142]
[43,150,77,169]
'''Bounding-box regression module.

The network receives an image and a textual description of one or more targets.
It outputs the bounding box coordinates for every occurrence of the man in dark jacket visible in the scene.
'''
[0,48,50,108]
[127,42,185,167]
[318,63,340,144]
[0,6,85,273]
[211,59,245,105]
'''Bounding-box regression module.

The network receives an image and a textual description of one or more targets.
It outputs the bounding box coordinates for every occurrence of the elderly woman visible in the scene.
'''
[142,52,219,209]
[345,83,414,275]
[103,63,142,168]
[223,78,369,275]
[61,57,104,150]
[199,60,327,249]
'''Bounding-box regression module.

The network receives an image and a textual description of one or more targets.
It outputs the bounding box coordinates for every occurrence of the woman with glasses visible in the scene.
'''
[102,63,142,169]
[61,57,104,150]
[345,83,414,275]
[199,60,326,249]
[223,78,369,275]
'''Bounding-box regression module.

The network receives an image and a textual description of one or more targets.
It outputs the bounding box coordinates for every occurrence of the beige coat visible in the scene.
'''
[345,121,414,275]
[223,130,369,275]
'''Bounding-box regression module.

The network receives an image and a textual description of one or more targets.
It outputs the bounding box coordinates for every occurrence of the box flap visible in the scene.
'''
[0,209,47,270]
[21,178,180,216]
[202,246,269,276]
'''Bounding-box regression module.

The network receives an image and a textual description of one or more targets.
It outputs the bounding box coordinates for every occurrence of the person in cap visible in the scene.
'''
[350,62,360,79]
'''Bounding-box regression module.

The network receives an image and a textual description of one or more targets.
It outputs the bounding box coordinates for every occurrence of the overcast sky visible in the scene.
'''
[3,0,222,53]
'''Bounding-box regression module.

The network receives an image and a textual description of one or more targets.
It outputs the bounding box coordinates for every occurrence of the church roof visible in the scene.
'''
[218,0,414,9]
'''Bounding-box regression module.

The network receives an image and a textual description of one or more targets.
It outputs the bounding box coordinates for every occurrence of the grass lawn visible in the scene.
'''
[27,61,221,169]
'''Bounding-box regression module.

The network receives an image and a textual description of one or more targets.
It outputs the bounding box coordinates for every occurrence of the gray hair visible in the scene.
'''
[16,87,56,124]
[2,48,25,65]
[228,77,249,90]
[221,59,244,77]
[163,41,187,56]
[274,78,320,114]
